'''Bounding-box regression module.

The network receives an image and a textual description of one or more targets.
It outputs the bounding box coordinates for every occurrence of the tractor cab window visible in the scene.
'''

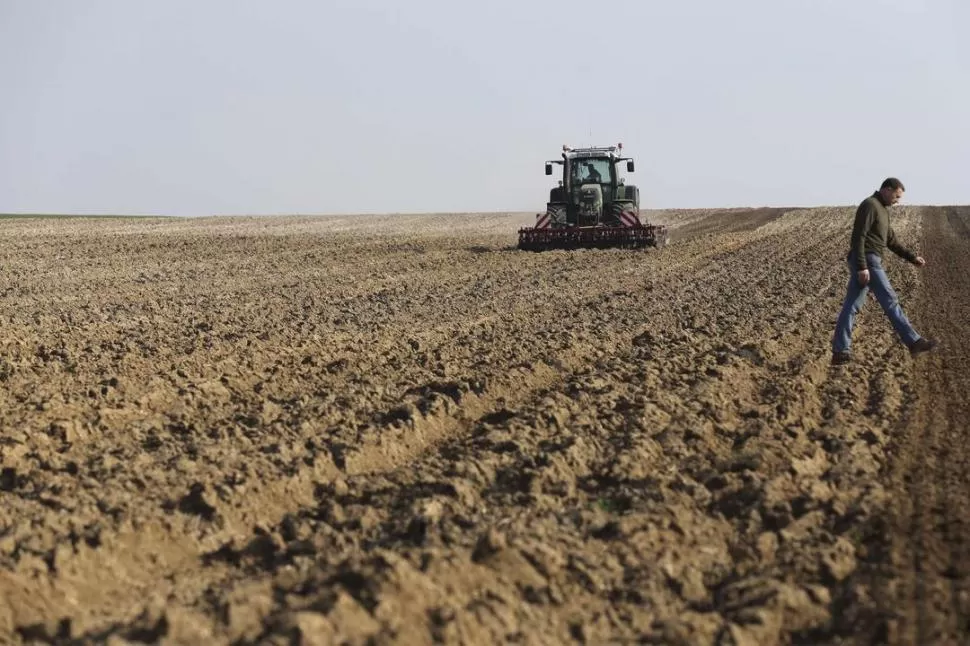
[571,159,610,184]
[614,160,626,184]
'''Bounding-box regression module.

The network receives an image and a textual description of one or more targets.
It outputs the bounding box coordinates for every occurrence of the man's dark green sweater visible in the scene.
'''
[849,192,918,270]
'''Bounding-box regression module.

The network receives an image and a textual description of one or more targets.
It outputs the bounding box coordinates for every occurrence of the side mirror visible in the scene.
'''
[627,160,635,172]
[545,163,553,176]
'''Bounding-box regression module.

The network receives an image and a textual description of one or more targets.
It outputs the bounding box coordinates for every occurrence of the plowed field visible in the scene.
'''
[1,206,968,645]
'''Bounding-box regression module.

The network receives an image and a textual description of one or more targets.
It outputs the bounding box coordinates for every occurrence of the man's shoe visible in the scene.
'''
[831,351,851,366]
[909,337,938,356]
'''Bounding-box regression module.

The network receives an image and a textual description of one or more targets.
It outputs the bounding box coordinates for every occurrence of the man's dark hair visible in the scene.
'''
[881,177,905,191]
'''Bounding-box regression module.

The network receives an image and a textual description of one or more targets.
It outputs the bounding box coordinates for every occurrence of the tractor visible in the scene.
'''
[517,143,669,251]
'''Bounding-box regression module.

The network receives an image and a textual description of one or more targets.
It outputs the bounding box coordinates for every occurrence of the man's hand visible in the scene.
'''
[914,256,926,267]
[858,269,870,286]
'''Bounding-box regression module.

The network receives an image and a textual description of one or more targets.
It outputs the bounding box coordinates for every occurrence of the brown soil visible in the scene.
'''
[0,206,966,645]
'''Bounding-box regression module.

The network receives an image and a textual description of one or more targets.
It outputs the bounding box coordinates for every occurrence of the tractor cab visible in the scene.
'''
[544,144,636,227]
[571,158,610,187]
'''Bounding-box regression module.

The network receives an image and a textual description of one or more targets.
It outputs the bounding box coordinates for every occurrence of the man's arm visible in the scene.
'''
[887,227,919,264]
[849,201,875,269]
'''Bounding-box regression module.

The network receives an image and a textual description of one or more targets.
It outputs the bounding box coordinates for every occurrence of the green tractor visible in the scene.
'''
[517,143,668,251]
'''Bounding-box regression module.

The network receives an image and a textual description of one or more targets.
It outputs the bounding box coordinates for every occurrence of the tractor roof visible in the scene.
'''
[561,144,624,160]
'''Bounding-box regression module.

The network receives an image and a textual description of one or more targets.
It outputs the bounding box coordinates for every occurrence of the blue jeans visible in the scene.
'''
[832,252,920,353]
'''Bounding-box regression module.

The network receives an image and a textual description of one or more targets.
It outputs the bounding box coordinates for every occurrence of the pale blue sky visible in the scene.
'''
[1,0,967,215]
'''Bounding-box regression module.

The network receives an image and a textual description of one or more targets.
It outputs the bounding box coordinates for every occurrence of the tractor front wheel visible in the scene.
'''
[546,203,568,228]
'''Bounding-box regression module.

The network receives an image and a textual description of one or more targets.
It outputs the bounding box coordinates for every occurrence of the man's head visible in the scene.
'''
[879,177,905,206]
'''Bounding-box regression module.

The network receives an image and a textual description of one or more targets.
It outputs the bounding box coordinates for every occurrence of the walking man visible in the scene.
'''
[831,177,936,365]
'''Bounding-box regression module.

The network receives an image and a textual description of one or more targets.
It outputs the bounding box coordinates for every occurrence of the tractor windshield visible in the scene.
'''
[571,158,611,185]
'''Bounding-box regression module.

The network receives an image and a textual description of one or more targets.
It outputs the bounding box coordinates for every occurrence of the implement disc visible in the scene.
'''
[517,225,668,252]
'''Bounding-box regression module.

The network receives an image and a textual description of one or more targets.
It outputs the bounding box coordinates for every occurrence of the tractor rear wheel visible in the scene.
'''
[610,201,639,227]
